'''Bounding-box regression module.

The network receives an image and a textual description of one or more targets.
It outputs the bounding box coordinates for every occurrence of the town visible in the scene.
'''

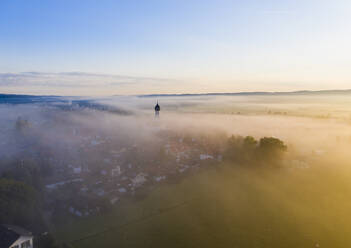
[1,102,225,229]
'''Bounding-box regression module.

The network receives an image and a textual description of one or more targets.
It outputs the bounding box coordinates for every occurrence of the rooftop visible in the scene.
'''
[0,224,32,248]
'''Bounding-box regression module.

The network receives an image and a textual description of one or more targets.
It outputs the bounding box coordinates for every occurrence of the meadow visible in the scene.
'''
[55,155,351,248]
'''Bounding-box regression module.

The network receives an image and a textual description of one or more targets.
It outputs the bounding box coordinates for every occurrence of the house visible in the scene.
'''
[45,178,83,190]
[73,166,82,174]
[110,197,119,205]
[131,173,147,187]
[200,154,214,160]
[0,225,33,248]
[111,166,121,177]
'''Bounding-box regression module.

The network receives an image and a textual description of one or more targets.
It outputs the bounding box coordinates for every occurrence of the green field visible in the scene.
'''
[55,160,351,248]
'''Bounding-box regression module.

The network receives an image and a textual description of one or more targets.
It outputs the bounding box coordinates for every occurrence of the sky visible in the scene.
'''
[0,0,351,95]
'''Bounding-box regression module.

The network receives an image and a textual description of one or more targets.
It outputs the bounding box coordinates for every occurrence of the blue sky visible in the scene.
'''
[0,0,350,95]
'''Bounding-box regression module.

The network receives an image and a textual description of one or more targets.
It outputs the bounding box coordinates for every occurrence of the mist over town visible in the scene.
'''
[1,92,351,247]
[1,1,351,247]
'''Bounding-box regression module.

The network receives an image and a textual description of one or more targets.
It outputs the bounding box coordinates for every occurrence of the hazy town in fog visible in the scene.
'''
[2,91,351,247]
[2,1,351,248]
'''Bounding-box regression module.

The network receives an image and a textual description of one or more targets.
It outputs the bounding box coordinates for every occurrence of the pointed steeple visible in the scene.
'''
[155,100,160,117]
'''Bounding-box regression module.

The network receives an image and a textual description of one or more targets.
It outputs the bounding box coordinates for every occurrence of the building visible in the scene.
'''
[154,101,160,117]
[0,225,33,248]
[131,173,147,187]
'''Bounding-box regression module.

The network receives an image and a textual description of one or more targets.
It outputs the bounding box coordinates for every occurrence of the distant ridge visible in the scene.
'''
[0,93,63,104]
[1,89,351,99]
[0,94,132,115]
[138,89,351,97]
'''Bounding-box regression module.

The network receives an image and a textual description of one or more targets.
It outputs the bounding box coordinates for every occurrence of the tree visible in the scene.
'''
[225,135,259,163]
[34,233,60,248]
[224,135,287,166]
[243,136,258,149]
[242,136,258,161]
[0,178,37,228]
[256,137,287,163]
[224,135,244,162]
[2,159,43,191]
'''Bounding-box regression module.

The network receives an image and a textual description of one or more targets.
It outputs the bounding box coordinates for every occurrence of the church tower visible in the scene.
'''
[154,101,160,117]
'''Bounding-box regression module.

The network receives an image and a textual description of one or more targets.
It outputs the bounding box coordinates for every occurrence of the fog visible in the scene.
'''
[3,95,351,158]
[1,93,351,247]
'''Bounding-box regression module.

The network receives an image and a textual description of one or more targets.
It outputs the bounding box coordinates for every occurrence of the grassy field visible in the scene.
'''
[54,158,351,248]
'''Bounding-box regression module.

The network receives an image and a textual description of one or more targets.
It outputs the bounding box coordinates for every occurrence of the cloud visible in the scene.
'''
[0,72,179,88]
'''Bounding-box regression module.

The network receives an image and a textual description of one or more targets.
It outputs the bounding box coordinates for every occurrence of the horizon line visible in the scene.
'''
[1,88,351,98]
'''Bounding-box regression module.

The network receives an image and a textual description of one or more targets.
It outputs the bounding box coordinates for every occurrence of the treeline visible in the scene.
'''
[0,178,39,226]
[0,159,46,229]
[0,158,62,248]
[224,136,287,165]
